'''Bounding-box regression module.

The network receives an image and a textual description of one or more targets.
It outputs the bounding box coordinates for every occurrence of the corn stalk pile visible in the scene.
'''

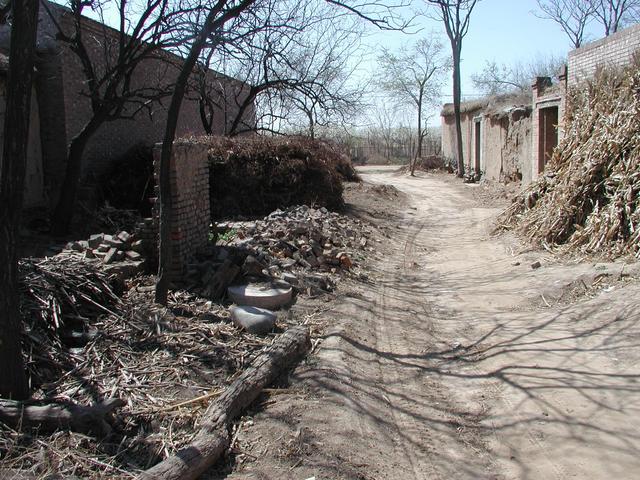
[498,57,640,258]
[18,255,123,388]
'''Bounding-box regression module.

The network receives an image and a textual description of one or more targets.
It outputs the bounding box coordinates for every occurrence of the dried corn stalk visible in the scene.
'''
[498,55,640,258]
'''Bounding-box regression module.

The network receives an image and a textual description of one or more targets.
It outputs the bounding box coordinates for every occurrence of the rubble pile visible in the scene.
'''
[63,230,147,278]
[187,205,374,298]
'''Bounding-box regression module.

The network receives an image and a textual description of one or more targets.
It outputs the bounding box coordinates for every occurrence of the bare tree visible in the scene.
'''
[471,54,566,95]
[0,0,39,400]
[156,0,263,304]
[424,0,480,178]
[534,0,596,48]
[155,0,412,303]
[377,36,448,175]
[592,0,640,35]
[46,0,196,236]
[196,0,366,138]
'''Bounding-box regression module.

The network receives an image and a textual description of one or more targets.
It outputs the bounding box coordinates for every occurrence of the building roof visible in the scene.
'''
[441,92,531,118]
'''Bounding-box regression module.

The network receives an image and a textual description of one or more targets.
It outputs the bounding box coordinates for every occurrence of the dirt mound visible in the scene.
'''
[498,58,640,259]
[202,136,358,219]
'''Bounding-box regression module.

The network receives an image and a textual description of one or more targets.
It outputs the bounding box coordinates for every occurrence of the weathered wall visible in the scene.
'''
[150,142,210,279]
[480,116,505,180]
[472,109,531,183]
[443,98,532,183]
[504,111,532,184]
[441,111,477,169]
[568,23,640,85]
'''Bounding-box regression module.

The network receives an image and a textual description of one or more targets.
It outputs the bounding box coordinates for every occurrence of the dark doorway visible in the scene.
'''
[538,106,559,173]
[474,119,481,173]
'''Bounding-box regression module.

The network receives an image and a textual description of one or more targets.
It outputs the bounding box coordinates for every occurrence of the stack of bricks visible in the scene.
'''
[139,142,210,280]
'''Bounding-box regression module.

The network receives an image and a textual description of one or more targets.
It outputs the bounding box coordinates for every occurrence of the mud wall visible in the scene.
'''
[442,111,477,169]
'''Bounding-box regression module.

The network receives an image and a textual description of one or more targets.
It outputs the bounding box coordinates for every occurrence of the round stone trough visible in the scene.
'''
[230,305,277,335]
[227,281,293,310]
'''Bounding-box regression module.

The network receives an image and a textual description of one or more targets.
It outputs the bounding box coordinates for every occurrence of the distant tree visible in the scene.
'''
[471,54,566,95]
[0,0,39,400]
[424,0,480,178]
[369,102,399,161]
[534,0,597,48]
[377,35,449,175]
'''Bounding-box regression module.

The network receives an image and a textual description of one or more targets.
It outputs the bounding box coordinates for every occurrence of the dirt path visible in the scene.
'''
[226,167,640,480]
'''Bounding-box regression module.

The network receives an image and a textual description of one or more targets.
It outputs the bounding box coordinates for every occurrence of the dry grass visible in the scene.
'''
[497,57,640,258]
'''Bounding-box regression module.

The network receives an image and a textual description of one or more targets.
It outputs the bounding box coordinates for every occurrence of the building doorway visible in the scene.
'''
[538,106,558,173]
[474,118,482,174]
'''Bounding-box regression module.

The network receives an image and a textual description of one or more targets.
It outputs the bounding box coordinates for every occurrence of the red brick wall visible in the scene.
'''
[568,23,640,85]
[148,142,210,279]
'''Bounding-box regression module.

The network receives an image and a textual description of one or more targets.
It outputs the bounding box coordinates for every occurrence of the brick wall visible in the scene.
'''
[146,142,210,280]
[55,7,253,184]
[568,23,640,85]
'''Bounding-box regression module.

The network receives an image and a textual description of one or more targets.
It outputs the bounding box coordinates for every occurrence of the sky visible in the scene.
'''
[55,0,610,129]
[361,0,605,125]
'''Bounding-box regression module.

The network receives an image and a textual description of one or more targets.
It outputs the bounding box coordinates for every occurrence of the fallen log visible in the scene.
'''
[138,325,311,480]
[0,397,124,436]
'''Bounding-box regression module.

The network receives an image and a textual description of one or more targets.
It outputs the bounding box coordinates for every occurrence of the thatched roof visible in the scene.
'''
[441,92,531,118]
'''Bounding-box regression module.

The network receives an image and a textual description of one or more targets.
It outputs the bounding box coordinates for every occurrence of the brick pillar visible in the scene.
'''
[141,142,210,280]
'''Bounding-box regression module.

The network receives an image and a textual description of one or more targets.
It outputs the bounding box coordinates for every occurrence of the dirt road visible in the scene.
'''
[229,167,640,480]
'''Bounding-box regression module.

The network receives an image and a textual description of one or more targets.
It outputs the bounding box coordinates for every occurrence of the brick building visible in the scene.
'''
[0,1,255,208]
[441,21,640,185]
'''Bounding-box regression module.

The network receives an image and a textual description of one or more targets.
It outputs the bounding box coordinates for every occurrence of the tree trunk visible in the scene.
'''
[411,93,424,177]
[0,398,124,436]
[138,325,311,480]
[0,0,40,400]
[452,47,464,178]
[156,9,219,305]
[50,117,102,236]
[155,0,256,304]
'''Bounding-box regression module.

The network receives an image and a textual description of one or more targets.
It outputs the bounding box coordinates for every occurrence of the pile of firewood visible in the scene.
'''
[18,255,123,387]
[498,57,640,258]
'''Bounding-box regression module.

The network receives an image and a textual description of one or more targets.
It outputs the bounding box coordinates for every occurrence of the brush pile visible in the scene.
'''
[201,135,359,218]
[19,256,123,388]
[498,58,640,258]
